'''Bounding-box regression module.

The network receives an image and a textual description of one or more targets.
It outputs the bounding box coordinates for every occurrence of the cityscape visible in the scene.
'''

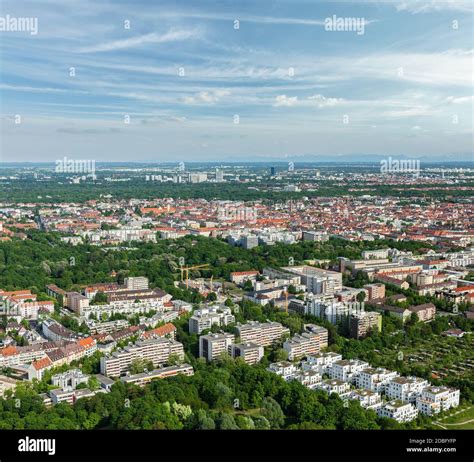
[0,0,473,459]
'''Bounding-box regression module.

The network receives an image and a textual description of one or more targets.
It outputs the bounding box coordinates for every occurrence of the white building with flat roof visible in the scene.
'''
[328,359,369,383]
[416,387,460,416]
[283,327,328,360]
[378,400,419,423]
[267,361,298,381]
[199,333,235,362]
[301,352,343,375]
[319,378,351,396]
[282,265,343,295]
[293,370,322,390]
[356,367,399,393]
[237,321,289,347]
[230,343,264,365]
[189,307,235,334]
[386,376,429,404]
[349,389,383,411]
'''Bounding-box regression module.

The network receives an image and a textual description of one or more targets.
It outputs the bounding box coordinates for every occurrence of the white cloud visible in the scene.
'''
[445,95,474,104]
[183,90,230,104]
[395,0,473,14]
[274,95,298,106]
[308,94,342,107]
[78,29,201,53]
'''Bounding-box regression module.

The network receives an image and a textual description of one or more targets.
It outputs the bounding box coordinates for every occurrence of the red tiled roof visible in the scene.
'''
[142,323,176,339]
[32,356,53,370]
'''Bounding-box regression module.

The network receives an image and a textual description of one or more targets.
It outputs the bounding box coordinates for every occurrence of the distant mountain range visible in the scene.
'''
[0,153,472,168]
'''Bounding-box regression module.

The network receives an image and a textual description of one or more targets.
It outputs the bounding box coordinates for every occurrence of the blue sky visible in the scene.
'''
[0,0,473,162]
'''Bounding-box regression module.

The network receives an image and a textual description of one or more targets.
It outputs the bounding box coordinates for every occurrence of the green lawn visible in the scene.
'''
[435,405,474,430]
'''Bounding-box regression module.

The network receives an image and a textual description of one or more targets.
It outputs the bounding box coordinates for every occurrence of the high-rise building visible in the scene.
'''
[124,277,149,290]
[237,321,289,347]
[199,333,234,361]
[349,311,382,339]
[230,343,264,364]
[100,338,184,377]
[363,283,386,300]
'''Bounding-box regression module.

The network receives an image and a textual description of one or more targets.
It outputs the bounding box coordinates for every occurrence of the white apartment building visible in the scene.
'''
[349,389,383,411]
[362,249,389,260]
[301,352,343,375]
[283,329,328,360]
[416,387,460,416]
[237,321,290,347]
[293,370,322,390]
[319,378,351,396]
[199,333,235,362]
[124,277,149,290]
[120,364,194,386]
[100,337,184,377]
[378,400,419,423]
[356,367,399,393]
[267,361,298,381]
[282,265,343,295]
[306,299,350,325]
[328,359,370,383]
[189,307,235,334]
[386,376,429,404]
[51,369,89,391]
[80,299,166,319]
[230,343,264,365]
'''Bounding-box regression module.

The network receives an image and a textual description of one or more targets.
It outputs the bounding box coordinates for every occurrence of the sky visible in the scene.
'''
[0,0,473,163]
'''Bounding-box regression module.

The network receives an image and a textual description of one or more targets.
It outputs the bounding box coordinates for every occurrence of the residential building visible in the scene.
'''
[100,337,184,377]
[51,369,89,391]
[349,389,383,410]
[237,321,290,347]
[230,271,259,285]
[328,359,369,383]
[362,249,389,260]
[416,387,460,416]
[283,326,328,360]
[319,378,351,396]
[282,265,343,295]
[189,306,235,334]
[120,364,194,386]
[124,277,149,290]
[199,333,235,362]
[68,292,90,315]
[301,352,343,375]
[408,303,436,322]
[386,376,429,403]
[350,311,382,339]
[356,367,399,393]
[267,361,298,381]
[363,283,386,301]
[378,400,419,423]
[293,370,322,389]
[230,343,264,365]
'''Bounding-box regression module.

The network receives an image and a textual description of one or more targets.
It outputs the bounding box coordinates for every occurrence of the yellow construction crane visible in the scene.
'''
[179,264,210,289]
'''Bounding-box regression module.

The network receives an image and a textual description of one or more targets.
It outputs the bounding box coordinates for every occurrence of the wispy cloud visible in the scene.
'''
[77,29,202,53]
[394,0,474,14]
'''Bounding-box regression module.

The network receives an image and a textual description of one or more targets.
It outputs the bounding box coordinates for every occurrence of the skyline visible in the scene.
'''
[0,0,473,162]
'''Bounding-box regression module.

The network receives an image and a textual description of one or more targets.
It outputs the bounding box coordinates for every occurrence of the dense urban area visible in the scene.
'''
[0,163,473,431]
